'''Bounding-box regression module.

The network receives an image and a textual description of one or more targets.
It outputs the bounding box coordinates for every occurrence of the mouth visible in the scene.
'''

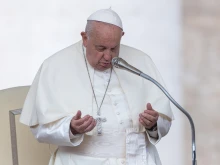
[99,62,111,67]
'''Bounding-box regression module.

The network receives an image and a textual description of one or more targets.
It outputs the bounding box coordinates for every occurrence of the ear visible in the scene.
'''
[122,31,125,36]
[81,32,88,47]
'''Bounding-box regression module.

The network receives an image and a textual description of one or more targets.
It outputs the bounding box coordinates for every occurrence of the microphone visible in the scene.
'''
[111,57,142,76]
[112,57,197,165]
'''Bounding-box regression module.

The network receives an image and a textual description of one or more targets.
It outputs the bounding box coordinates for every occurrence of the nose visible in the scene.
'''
[103,50,112,61]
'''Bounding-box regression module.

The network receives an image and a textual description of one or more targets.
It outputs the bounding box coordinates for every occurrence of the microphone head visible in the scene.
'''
[111,57,121,68]
[111,57,142,75]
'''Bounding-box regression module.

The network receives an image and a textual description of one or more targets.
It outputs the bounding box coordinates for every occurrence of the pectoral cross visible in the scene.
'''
[96,115,107,135]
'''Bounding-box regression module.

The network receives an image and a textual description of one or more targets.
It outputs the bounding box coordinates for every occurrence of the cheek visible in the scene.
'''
[94,52,104,62]
[87,50,103,63]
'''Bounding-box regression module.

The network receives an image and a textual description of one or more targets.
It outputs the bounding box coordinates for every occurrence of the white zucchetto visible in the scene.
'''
[87,8,123,30]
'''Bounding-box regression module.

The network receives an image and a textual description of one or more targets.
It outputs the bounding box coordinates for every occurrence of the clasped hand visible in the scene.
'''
[70,110,96,135]
[139,103,159,130]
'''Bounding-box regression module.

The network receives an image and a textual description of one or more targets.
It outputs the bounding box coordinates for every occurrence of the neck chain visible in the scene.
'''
[82,44,112,135]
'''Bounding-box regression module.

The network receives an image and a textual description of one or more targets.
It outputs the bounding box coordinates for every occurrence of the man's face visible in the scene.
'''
[81,22,124,71]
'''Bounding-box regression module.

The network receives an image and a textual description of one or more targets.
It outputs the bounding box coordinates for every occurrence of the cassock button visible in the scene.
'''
[116,112,120,115]
[120,121,123,124]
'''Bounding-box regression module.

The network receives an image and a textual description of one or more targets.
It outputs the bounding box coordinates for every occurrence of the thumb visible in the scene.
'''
[73,110,81,120]
[146,103,153,111]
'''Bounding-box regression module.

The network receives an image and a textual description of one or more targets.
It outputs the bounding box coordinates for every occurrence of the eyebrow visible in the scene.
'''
[95,45,118,49]
[95,45,106,48]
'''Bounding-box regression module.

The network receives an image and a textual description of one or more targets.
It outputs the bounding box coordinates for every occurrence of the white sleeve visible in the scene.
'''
[30,116,84,147]
[146,116,171,145]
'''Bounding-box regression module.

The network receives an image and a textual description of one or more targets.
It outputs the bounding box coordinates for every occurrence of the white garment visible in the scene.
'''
[20,40,174,164]
[31,117,170,165]
[31,67,171,165]
[20,41,174,127]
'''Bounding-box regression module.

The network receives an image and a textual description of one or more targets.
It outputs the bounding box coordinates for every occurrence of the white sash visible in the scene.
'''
[59,133,126,158]
[58,129,152,165]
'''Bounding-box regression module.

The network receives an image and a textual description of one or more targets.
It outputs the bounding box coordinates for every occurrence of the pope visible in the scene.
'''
[20,8,174,165]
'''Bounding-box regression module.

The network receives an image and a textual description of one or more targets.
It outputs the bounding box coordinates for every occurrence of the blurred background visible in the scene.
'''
[0,0,219,165]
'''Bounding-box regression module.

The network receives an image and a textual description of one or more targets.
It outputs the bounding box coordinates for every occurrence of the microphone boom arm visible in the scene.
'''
[140,72,197,165]
[112,57,197,165]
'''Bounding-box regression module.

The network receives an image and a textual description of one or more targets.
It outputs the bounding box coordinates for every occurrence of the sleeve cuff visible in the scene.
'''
[69,130,83,139]
[68,121,84,146]
[146,128,158,138]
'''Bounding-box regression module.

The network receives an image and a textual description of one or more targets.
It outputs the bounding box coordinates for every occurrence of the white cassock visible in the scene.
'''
[20,40,174,165]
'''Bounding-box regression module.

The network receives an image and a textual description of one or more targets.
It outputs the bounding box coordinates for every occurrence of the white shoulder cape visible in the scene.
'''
[20,40,173,132]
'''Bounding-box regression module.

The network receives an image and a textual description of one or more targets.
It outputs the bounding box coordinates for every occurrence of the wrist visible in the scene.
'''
[147,123,157,131]
[70,124,79,135]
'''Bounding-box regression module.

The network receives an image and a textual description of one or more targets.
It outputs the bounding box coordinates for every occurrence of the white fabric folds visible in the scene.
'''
[59,133,126,158]
[20,40,173,165]
[20,40,173,128]
[126,128,147,165]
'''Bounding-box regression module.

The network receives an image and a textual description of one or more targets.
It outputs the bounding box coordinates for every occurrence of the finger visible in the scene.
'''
[139,118,148,128]
[73,110,82,120]
[144,110,159,118]
[70,111,82,129]
[81,115,91,120]
[140,113,156,123]
[84,119,96,132]
[139,116,152,126]
[70,120,81,132]
[146,103,153,111]
[74,115,90,126]
[78,117,94,131]
[78,117,93,133]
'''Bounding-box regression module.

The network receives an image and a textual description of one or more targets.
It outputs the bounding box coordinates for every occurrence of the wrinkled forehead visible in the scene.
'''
[89,21,123,38]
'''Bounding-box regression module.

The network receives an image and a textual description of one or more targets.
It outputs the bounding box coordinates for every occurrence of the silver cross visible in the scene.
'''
[95,116,107,135]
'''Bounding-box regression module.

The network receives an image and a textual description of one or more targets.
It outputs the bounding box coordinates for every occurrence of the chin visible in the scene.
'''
[96,65,111,71]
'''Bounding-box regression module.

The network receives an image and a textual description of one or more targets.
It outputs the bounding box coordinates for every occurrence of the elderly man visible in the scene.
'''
[20,8,173,165]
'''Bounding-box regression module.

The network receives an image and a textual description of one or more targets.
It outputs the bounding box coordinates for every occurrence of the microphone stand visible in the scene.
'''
[112,57,197,165]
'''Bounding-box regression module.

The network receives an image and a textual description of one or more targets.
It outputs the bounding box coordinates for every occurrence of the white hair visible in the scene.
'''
[85,20,123,40]
[85,21,94,39]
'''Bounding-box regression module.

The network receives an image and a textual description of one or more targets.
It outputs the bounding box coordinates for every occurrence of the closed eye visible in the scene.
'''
[95,46,106,52]
[111,46,118,52]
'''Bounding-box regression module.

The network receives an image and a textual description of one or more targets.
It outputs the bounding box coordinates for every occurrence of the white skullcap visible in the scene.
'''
[87,8,123,30]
